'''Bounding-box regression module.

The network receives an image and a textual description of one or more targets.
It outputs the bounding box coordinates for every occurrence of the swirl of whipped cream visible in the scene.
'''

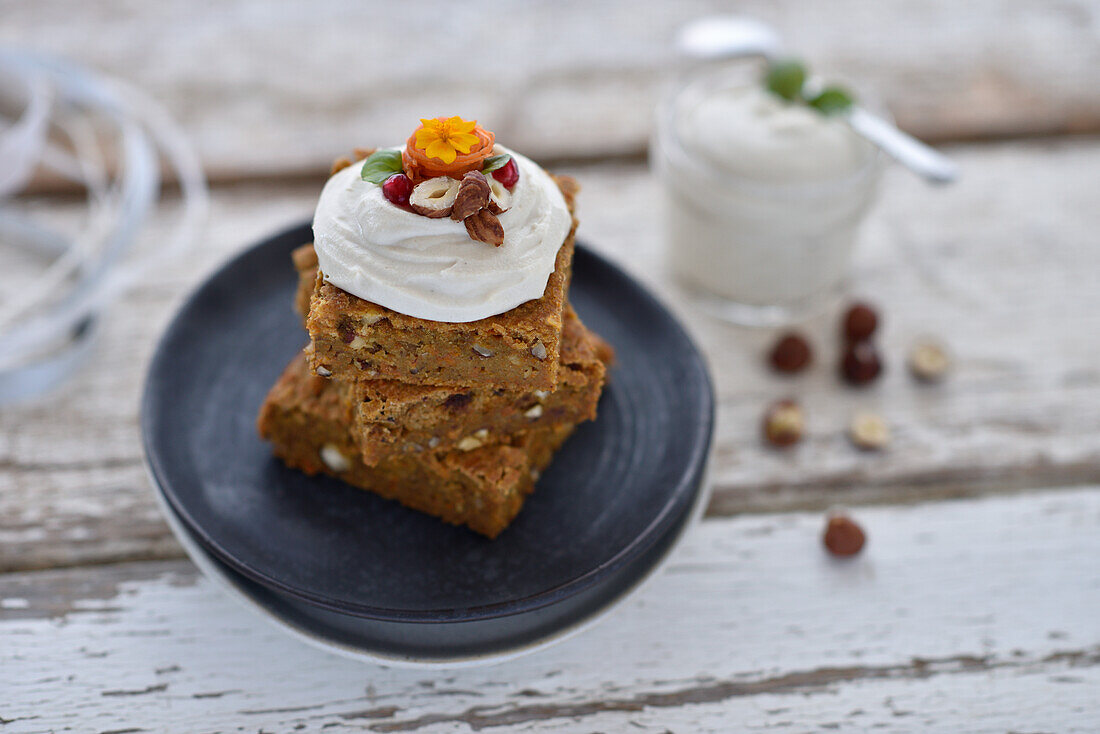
[311,146,571,323]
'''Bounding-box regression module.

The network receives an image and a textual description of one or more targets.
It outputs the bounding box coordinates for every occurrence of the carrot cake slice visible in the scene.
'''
[305,118,578,390]
[257,352,574,538]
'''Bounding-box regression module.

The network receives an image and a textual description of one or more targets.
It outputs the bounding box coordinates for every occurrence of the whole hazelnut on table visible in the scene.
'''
[768,332,813,373]
[823,514,866,557]
[841,341,883,386]
[842,301,879,342]
[762,399,805,447]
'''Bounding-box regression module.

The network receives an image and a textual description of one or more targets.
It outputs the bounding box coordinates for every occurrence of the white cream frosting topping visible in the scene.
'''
[311,146,571,323]
[680,84,870,183]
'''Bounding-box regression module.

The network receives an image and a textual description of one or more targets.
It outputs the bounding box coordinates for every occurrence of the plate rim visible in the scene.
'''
[142,221,715,623]
[149,453,714,668]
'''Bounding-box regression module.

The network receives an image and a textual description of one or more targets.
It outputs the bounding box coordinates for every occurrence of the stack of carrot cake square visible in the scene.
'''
[257,117,613,538]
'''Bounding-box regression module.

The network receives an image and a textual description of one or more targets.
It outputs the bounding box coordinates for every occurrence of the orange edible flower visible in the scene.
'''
[403,116,495,181]
[415,117,479,164]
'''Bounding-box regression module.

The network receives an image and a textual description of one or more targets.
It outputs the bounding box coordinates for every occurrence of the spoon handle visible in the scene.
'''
[845,107,958,185]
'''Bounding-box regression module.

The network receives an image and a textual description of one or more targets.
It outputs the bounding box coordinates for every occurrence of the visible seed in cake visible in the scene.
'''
[348,335,367,350]
[315,366,332,377]
[472,344,493,358]
[763,399,804,447]
[361,313,383,326]
[525,404,544,419]
[320,444,350,473]
[533,389,550,400]
[849,411,891,450]
[427,437,441,449]
[531,340,547,360]
[841,341,883,386]
[769,332,813,373]
[338,321,356,343]
[474,428,489,440]
[443,392,473,410]
[843,301,879,342]
[908,339,950,382]
[457,435,484,451]
[823,514,866,557]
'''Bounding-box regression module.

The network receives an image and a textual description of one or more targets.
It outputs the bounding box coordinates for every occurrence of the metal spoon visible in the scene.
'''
[676,16,958,185]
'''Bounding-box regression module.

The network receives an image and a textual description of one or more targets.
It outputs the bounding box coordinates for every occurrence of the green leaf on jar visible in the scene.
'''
[765,59,807,101]
[808,86,855,115]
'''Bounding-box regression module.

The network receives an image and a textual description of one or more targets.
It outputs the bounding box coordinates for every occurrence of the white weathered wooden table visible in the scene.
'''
[3,3,1100,731]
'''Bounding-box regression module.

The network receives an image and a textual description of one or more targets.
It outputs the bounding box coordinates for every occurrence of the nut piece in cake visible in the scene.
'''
[256,352,575,538]
[334,305,611,465]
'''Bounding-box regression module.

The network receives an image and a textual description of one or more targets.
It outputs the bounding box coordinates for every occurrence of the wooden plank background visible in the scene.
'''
[3,0,1099,183]
[3,138,1100,572]
[3,489,1098,732]
[3,1,1100,727]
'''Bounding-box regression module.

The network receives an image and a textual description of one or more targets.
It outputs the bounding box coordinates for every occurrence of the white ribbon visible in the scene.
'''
[0,50,209,405]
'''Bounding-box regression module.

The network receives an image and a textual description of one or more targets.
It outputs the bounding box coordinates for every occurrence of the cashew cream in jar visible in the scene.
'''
[653,66,882,325]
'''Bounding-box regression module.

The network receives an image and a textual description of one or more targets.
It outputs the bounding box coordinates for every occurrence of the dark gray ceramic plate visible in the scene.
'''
[152,467,708,665]
[142,221,713,660]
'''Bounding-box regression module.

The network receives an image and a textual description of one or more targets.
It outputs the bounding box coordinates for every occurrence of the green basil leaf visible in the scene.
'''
[808,86,855,115]
[360,149,404,184]
[481,154,511,174]
[765,59,806,101]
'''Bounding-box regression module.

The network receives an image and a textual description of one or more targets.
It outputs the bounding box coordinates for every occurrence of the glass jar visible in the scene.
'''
[652,63,884,326]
